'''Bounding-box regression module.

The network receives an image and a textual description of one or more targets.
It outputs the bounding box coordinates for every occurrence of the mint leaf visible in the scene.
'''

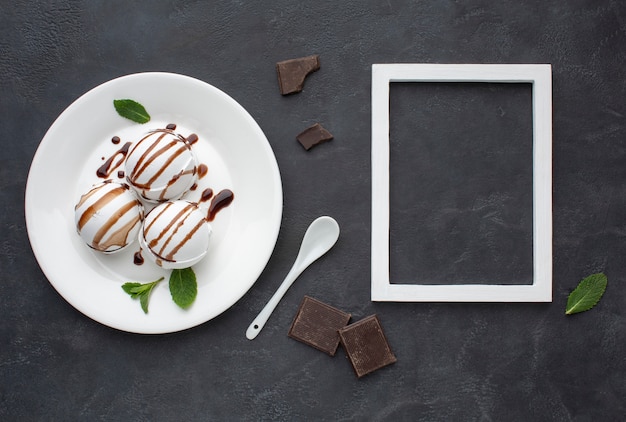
[122,277,164,314]
[122,282,143,298]
[565,273,607,315]
[123,282,155,296]
[139,284,156,314]
[113,99,151,124]
[169,267,197,309]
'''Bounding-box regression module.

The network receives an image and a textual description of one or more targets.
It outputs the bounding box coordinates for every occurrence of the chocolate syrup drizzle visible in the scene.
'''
[197,188,233,221]
[186,133,199,145]
[207,189,234,222]
[97,141,132,178]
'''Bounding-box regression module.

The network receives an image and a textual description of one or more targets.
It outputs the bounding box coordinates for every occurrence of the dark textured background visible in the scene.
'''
[2,1,625,420]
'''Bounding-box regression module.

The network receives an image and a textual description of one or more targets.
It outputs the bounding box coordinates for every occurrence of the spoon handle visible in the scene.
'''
[246,265,302,340]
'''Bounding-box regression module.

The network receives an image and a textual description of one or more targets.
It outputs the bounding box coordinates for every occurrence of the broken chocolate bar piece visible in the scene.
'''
[338,315,397,378]
[288,296,351,356]
[296,123,333,150]
[276,55,320,95]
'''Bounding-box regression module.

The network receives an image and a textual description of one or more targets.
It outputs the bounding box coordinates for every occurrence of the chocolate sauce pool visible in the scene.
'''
[133,250,144,265]
[207,189,234,222]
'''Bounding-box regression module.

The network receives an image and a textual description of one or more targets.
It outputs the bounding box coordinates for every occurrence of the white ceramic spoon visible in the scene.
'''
[246,216,340,340]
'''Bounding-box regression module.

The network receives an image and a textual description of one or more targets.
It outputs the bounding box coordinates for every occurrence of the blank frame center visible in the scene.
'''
[371,63,552,302]
[389,82,534,285]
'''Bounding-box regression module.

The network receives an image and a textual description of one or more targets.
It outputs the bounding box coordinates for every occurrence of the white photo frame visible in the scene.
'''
[371,63,552,302]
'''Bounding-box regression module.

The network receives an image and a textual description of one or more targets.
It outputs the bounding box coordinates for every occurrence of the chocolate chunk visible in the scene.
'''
[338,315,397,378]
[276,55,320,95]
[288,296,351,356]
[296,123,333,150]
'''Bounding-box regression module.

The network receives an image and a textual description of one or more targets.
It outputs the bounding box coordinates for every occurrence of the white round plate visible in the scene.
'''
[25,72,283,334]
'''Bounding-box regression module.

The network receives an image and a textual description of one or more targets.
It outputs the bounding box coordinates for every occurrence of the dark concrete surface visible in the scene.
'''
[2,1,626,420]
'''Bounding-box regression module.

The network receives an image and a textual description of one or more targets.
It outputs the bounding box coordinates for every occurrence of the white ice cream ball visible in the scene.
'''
[125,129,198,203]
[74,181,144,253]
[139,200,212,269]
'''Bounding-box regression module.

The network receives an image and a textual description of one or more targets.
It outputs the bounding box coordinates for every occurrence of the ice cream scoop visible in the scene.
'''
[74,181,144,253]
[139,200,212,269]
[125,129,198,202]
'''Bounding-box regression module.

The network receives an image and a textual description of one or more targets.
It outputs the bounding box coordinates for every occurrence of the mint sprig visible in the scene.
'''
[122,277,164,314]
[565,273,607,315]
[169,268,197,309]
[113,99,151,124]
[122,267,197,313]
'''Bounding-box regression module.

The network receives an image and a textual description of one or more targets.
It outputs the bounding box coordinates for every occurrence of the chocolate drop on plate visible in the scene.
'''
[133,250,144,265]
[186,133,199,145]
[207,189,234,221]
[200,188,213,203]
[166,123,177,130]
[276,55,320,95]
[111,136,121,144]
[198,164,208,179]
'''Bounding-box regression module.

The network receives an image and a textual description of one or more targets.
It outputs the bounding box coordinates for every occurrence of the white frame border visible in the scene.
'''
[371,63,552,302]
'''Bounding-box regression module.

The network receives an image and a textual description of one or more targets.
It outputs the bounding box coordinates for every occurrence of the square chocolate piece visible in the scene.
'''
[338,315,397,378]
[288,296,351,356]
